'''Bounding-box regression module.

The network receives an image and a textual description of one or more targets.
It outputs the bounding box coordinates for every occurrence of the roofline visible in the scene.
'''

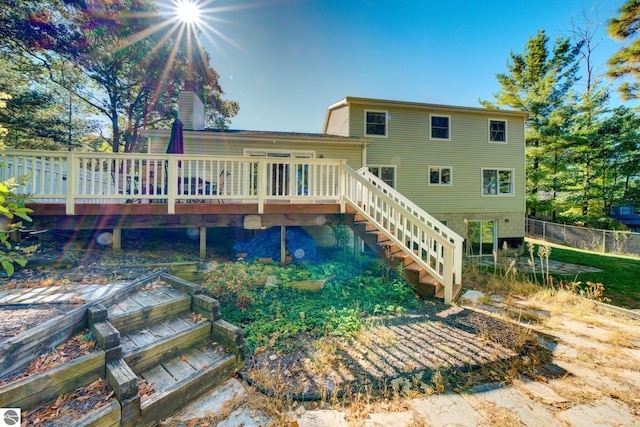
[328,96,529,118]
[142,129,372,146]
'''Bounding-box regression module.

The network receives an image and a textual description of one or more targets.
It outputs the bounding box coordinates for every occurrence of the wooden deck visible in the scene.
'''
[27,202,348,230]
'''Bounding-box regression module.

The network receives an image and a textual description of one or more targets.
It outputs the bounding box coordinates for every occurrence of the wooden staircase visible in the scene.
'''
[348,213,462,301]
[90,275,245,426]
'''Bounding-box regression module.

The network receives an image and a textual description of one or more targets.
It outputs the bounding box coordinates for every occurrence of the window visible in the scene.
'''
[369,165,396,188]
[365,110,387,136]
[430,115,450,140]
[429,166,452,185]
[489,119,507,143]
[482,168,514,195]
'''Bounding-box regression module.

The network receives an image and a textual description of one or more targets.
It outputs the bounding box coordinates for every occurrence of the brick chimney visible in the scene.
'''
[178,82,205,130]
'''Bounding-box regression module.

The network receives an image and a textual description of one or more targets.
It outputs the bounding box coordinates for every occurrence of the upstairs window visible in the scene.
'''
[489,119,507,143]
[369,165,396,188]
[482,168,514,196]
[430,115,450,140]
[429,166,452,185]
[365,110,387,137]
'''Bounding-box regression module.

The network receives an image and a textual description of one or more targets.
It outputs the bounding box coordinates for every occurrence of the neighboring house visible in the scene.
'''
[144,91,527,255]
[611,206,640,232]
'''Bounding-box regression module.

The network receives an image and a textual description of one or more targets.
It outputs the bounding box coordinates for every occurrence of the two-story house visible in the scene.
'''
[145,92,527,256]
[323,97,528,256]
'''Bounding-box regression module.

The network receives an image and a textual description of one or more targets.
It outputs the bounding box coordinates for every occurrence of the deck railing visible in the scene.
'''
[0,150,345,214]
[1,149,462,302]
[343,167,464,303]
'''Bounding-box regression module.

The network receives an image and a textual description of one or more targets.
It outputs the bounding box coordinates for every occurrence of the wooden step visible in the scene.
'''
[367,230,389,243]
[434,284,463,300]
[123,320,211,374]
[108,287,192,334]
[139,342,236,424]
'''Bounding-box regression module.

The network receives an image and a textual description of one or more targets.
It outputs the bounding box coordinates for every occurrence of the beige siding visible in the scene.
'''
[325,104,350,136]
[147,132,363,169]
[349,102,526,237]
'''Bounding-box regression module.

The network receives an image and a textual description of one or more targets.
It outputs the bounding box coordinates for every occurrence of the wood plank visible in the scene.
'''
[124,329,159,349]
[141,365,176,392]
[162,356,197,382]
[0,352,104,411]
[0,303,90,378]
[128,291,160,308]
[124,323,211,374]
[113,296,144,313]
[140,355,236,424]
[109,296,191,334]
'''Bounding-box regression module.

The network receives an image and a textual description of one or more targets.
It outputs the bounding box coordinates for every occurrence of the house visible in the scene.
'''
[2,91,526,303]
[144,92,528,256]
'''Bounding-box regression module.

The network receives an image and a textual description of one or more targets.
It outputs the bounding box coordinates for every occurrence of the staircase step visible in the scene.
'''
[124,321,212,374]
[108,287,192,334]
[434,283,463,300]
[139,342,236,424]
[119,312,208,356]
[367,230,389,242]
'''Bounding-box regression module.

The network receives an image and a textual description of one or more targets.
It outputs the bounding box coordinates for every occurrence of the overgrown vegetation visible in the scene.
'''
[465,240,639,309]
[201,256,418,354]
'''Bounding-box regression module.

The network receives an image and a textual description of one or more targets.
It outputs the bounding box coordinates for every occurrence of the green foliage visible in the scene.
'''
[0,0,238,152]
[201,258,419,354]
[482,29,581,217]
[608,0,640,100]
[0,180,33,277]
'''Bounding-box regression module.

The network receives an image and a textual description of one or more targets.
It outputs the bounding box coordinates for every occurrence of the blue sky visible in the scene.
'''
[189,0,627,132]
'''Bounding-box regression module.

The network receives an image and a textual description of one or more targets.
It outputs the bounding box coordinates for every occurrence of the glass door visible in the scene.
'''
[467,220,496,256]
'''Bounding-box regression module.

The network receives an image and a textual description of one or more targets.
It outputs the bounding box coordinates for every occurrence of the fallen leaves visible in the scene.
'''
[0,330,98,386]
[25,378,113,425]
[139,379,155,398]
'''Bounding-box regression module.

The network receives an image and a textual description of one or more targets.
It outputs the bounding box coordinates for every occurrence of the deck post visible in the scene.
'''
[167,158,177,214]
[257,159,265,214]
[112,227,122,252]
[65,151,75,215]
[199,227,206,259]
[280,225,286,266]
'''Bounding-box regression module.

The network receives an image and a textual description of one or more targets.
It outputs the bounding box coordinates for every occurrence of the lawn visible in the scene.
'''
[530,239,640,309]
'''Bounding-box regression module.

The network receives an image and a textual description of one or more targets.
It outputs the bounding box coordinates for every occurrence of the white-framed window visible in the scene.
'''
[430,114,450,140]
[482,168,514,196]
[368,165,396,188]
[489,119,507,143]
[365,110,387,137]
[428,166,452,185]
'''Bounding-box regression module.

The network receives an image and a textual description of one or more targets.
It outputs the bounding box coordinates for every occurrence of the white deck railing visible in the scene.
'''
[343,167,464,303]
[1,149,462,303]
[0,150,345,215]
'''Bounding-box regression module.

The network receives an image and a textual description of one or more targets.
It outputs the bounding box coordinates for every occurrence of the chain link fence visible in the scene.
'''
[525,218,640,257]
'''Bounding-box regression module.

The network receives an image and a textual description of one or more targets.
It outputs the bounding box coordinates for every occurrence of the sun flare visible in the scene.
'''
[175,0,201,24]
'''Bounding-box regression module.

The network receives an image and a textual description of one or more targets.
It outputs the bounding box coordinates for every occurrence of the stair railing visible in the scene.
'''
[342,166,464,303]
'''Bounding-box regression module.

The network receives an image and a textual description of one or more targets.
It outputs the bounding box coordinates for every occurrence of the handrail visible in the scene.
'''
[0,150,345,215]
[342,165,462,303]
[1,149,463,303]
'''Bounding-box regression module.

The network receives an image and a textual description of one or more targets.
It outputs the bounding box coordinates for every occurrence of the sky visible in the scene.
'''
[180,0,628,133]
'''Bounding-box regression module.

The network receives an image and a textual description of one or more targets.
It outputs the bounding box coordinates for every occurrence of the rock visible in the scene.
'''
[460,290,485,304]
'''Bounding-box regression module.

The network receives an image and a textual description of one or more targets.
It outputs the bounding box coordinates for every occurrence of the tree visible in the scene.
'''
[0,91,33,277]
[607,0,640,99]
[0,0,238,152]
[482,30,582,218]
[0,55,100,150]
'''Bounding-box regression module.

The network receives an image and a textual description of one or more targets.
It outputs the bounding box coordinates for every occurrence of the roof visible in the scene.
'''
[323,96,529,133]
[142,128,371,146]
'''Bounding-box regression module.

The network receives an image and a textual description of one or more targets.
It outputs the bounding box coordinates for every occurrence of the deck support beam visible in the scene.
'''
[280,225,286,266]
[199,227,206,259]
[113,227,122,252]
